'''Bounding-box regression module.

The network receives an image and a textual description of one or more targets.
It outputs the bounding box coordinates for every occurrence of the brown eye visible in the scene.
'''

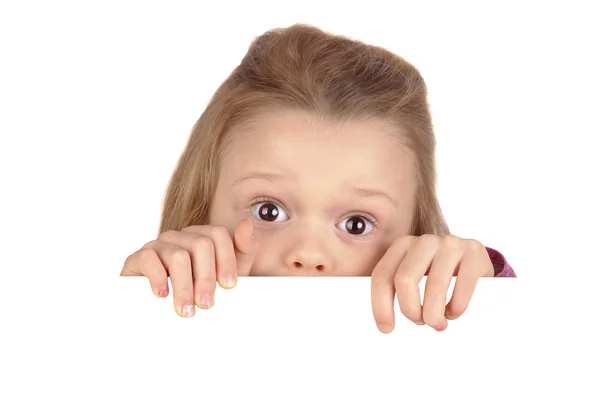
[346,217,366,234]
[336,215,374,235]
[250,201,288,222]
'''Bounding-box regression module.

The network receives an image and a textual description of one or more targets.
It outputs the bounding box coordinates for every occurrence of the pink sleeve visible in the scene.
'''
[485,247,516,277]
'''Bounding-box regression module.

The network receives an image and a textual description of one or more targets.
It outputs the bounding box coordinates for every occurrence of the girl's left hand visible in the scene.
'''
[370,234,494,333]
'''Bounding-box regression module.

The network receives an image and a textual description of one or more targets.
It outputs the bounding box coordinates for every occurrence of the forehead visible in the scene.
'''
[221,110,415,188]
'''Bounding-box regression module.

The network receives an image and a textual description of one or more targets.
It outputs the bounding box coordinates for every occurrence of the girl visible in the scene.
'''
[120,23,516,333]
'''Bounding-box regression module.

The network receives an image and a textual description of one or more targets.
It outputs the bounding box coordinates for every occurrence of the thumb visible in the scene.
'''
[233,218,259,276]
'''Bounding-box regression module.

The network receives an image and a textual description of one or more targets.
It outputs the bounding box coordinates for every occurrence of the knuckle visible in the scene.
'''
[132,248,160,273]
[195,276,217,289]
[190,235,214,253]
[180,224,200,233]
[426,279,446,294]
[415,234,439,250]
[451,302,468,316]
[211,225,230,239]
[174,287,194,300]
[123,252,136,268]
[370,266,387,282]
[421,311,432,323]
[394,234,414,246]
[126,249,160,276]
[422,312,440,327]
[158,229,178,241]
[137,247,157,262]
[466,238,483,251]
[164,247,190,267]
[393,271,414,289]
[141,238,158,249]
[389,235,414,254]
[399,306,421,322]
[426,273,448,289]
[122,254,137,274]
[442,234,462,249]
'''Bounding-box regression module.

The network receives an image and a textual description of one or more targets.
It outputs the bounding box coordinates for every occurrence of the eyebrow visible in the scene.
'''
[349,187,398,208]
[232,172,289,187]
[232,171,398,207]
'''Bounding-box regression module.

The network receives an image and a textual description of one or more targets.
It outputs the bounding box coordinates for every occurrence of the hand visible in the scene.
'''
[370,234,494,333]
[120,218,258,317]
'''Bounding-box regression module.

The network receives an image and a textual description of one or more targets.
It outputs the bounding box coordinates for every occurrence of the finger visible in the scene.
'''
[160,230,217,310]
[210,226,239,289]
[394,234,438,325]
[233,218,259,276]
[152,240,195,318]
[422,236,464,331]
[181,225,238,290]
[370,236,415,332]
[122,246,169,298]
[445,243,486,320]
[190,235,217,310]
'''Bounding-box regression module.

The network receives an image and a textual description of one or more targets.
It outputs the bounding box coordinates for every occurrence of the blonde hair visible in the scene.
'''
[159,24,449,236]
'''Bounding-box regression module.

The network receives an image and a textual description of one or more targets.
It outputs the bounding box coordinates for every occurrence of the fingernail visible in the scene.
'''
[158,288,168,298]
[200,293,212,309]
[446,313,458,320]
[223,275,235,288]
[415,321,425,325]
[182,305,194,317]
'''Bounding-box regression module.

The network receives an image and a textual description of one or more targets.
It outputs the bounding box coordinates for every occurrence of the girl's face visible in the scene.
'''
[209,109,416,276]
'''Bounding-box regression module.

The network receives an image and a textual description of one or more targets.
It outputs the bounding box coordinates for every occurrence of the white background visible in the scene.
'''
[1,1,599,397]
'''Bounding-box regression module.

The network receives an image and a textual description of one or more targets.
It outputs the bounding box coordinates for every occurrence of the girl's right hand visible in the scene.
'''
[120,218,258,317]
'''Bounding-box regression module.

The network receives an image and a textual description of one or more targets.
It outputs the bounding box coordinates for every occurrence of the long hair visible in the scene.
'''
[159,24,449,237]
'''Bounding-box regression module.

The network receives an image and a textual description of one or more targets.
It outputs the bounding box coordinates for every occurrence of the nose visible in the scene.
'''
[291,261,326,273]
[284,236,332,275]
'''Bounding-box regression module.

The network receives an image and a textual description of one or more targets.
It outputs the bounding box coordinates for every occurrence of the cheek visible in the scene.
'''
[348,251,386,275]
[328,238,393,276]
[347,241,391,275]
[247,232,283,276]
